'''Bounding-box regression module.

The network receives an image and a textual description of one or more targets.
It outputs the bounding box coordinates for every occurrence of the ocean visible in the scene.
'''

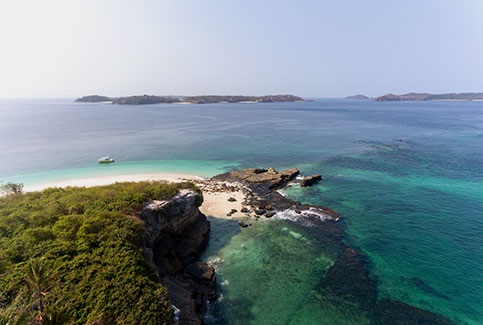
[1,98,482,324]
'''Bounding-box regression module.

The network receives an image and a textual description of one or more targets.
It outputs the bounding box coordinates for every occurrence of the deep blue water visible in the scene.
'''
[1,98,482,324]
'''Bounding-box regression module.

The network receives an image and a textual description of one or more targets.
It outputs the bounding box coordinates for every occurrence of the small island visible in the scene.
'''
[346,94,369,100]
[374,92,483,101]
[75,94,304,105]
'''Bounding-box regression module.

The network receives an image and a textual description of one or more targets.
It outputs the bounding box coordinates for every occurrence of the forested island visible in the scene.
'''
[374,92,483,101]
[346,94,369,99]
[75,94,304,105]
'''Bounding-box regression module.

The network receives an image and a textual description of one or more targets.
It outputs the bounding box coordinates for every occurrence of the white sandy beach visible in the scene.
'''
[21,173,249,220]
[22,173,202,192]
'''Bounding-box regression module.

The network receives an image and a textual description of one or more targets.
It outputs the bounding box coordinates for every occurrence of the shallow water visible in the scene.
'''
[1,98,482,324]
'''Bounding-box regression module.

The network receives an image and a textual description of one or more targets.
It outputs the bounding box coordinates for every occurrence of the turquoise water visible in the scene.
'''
[1,99,482,324]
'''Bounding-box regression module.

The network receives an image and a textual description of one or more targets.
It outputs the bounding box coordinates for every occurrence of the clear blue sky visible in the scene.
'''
[0,0,482,98]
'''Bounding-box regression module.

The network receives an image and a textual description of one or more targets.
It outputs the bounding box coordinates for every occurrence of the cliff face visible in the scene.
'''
[140,189,215,325]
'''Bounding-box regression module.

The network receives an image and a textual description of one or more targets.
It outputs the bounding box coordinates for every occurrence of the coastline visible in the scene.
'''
[21,173,249,220]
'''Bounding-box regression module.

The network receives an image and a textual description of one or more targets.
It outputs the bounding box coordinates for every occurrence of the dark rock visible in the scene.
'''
[238,221,249,228]
[230,209,238,213]
[255,209,266,215]
[228,197,237,202]
[294,209,302,214]
[300,174,322,187]
[265,212,276,218]
[265,205,272,210]
[212,167,299,191]
[240,207,249,213]
[185,262,215,282]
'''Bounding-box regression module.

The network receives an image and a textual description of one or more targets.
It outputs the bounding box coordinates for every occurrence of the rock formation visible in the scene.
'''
[300,174,322,187]
[140,189,215,325]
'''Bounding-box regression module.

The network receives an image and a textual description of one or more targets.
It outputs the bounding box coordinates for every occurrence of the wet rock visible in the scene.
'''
[185,262,215,282]
[294,209,302,214]
[238,221,249,228]
[255,209,266,215]
[265,212,276,218]
[301,174,322,187]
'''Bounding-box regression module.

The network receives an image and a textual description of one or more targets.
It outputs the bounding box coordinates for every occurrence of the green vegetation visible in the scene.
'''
[0,181,200,324]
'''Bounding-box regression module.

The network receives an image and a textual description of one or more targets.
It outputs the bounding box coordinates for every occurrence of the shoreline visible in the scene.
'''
[20,173,249,220]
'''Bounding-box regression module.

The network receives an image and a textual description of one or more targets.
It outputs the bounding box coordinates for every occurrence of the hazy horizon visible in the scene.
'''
[1,0,482,99]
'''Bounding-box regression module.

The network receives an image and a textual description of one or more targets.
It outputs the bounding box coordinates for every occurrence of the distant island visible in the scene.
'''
[374,92,483,101]
[346,94,369,100]
[75,94,304,105]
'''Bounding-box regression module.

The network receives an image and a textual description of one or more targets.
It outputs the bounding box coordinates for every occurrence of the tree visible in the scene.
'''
[0,182,24,195]
[24,259,57,323]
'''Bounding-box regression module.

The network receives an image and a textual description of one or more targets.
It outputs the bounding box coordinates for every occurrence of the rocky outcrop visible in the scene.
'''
[140,189,215,325]
[213,167,299,190]
[212,167,339,222]
[300,174,322,187]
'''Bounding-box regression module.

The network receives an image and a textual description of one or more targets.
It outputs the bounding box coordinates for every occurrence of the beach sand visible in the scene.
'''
[21,173,249,220]
[196,181,248,219]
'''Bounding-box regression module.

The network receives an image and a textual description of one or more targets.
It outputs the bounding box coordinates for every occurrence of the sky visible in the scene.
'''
[0,0,482,98]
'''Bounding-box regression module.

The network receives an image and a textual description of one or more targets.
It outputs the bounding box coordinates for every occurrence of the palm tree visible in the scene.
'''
[24,258,57,322]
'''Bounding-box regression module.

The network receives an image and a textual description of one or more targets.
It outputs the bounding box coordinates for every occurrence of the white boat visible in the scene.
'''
[97,156,115,163]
